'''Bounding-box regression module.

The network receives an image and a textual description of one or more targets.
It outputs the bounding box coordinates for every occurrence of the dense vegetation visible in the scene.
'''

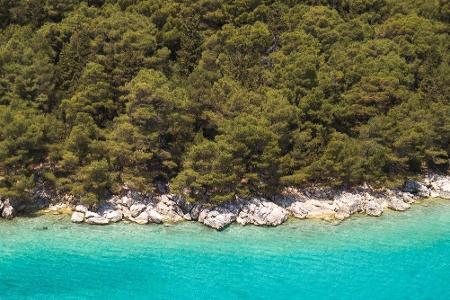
[0,0,449,206]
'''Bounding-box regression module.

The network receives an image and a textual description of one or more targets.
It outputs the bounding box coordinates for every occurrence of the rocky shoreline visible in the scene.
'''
[1,175,449,230]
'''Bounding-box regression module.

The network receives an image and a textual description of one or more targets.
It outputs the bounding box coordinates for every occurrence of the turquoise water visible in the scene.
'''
[1,199,450,300]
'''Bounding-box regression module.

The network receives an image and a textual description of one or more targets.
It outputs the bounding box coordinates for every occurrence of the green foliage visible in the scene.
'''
[106,68,194,191]
[76,159,111,199]
[172,137,238,203]
[62,62,116,126]
[0,0,448,204]
[0,104,57,201]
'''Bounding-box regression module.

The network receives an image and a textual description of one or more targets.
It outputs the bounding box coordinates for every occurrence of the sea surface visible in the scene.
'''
[1,199,449,300]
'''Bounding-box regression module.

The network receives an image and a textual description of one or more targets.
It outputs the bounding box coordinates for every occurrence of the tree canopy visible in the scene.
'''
[0,0,448,206]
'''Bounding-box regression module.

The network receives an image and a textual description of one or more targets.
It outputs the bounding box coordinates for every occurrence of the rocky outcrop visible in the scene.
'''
[147,209,163,224]
[64,174,450,228]
[75,205,88,213]
[66,193,187,225]
[363,200,383,217]
[387,194,411,211]
[404,180,430,197]
[85,211,100,219]
[131,211,149,225]
[189,204,203,220]
[427,175,450,199]
[198,201,241,230]
[105,210,123,223]
[130,203,146,218]
[237,199,288,226]
[280,186,413,221]
[154,195,184,223]
[304,200,336,220]
[2,175,450,230]
[334,192,363,220]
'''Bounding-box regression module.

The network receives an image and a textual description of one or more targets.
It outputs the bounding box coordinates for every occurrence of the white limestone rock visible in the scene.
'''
[1,200,15,219]
[130,203,146,218]
[199,210,234,230]
[429,175,450,199]
[71,211,85,223]
[305,200,336,220]
[85,216,110,225]
[155,195,184,223]
[119,206,132,220]
[237,199,288,226]
[198,202,241,230]
[397,191,417,204]
[85,211,100,219]
[363,201,383,217]
[286,201,312,219]
[189,204,203,220]
[75,205,88,213]
[387,196,411,211]
[105,210,123,223]
[132,211,149,225]
[403,180,430,197]
[147,209,163,224]
[334,192,363,216]
[287,199,336,220]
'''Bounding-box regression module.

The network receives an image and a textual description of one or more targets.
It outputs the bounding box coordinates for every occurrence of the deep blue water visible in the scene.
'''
[1,199,450,300]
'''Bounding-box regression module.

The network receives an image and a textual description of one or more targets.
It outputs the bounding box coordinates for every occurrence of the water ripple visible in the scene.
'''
[1,199,449,299]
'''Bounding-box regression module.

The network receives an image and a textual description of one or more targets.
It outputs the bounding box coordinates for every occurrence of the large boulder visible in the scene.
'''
[130,203,146,218]
[155,195,184,223]
[132,211,149,225]
[85,216,110,225]
[403,180,430,197]
[119,206,132,220]
[147,209,163,224]
[105,210,123,223]
[429,176,450,199]
[287,199,336,220]
[286,201,312,219]
[189,203,203,220]
[396,191,417,204]
[334,192,363,216]
[387,196,411,211]
[172,195,193,214]
[237,199,288,226]
[198,202,241,230]
[75,205,88,213]
[85,211,100,219]
[1,200,15,219]
[304,200,336,220]
[363,201,383,217]
[71,211,85,223]
[199,210,234,230]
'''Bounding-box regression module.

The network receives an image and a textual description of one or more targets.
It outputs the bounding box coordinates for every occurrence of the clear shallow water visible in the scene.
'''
[1,199,450,300]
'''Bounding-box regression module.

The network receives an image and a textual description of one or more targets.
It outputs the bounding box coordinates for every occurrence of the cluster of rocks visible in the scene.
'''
[2,174,450,230]
[70,194,188,225]
[65,174,450,230]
